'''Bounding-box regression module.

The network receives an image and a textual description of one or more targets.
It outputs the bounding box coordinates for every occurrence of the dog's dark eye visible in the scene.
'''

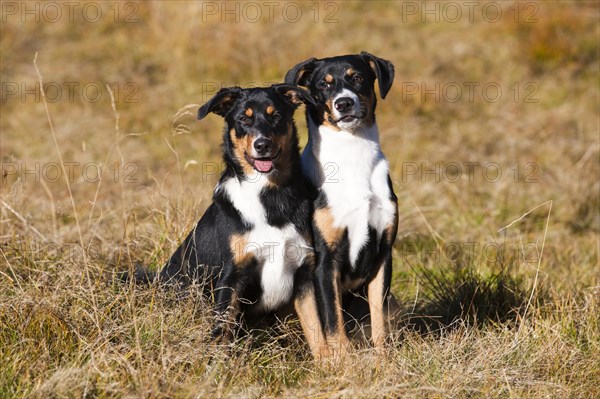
[272,112,282,123]
[239,115,251,125]
[318,80,332,90]
[352,75,364,84]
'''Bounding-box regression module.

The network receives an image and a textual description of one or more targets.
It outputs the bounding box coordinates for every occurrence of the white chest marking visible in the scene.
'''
[302,121,396,267]
[218,173,310,311]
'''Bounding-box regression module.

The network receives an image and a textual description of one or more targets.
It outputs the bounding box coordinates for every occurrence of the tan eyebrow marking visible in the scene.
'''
[346,68,355,76]
[266,105,274,115]
[325,74,334,83]
[245,108,253,117]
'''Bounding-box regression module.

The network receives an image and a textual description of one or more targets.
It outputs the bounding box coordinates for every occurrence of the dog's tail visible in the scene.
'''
[118,264,158,285]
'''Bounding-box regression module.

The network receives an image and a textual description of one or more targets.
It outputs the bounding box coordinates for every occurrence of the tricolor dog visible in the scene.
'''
[156,85,326,357]
[285,52,398,351]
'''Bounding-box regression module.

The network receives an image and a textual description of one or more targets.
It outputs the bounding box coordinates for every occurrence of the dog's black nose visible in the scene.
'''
[334,97,355,113]
[253,138,273,156]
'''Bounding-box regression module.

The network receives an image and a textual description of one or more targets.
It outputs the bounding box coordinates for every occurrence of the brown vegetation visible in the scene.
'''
[1,1,598,397]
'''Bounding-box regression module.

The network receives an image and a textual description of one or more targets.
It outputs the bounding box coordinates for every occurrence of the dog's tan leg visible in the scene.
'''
[367,190,398,350]
[367,264,388,348]
[294,289,330,359]
[313,208,352,357]
[326,269,352,354]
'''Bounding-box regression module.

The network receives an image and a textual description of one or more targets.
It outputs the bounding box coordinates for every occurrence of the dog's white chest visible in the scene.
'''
[248,223,308,311]
[220,175,310,311]
[303,124,396,267]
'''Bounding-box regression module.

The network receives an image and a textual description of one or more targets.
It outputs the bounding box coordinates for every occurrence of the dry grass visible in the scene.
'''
[1,1,599,397]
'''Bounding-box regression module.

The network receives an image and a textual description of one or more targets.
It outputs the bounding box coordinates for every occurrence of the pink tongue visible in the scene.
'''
[254,159,273,172]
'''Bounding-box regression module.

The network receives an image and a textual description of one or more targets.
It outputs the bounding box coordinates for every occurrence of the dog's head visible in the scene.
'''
[285,52,394,132]
[198,85,314,179]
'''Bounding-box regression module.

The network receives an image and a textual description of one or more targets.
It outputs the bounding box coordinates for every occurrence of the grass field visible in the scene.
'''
[1,1,599,397]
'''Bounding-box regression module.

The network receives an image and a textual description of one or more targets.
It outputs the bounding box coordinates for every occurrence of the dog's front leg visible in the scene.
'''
[368,193,398,349]
[293,256,330,359]
[312,207,352,356]
[367,255,392,349]
[313,243,351,356]
[211,267,239,343]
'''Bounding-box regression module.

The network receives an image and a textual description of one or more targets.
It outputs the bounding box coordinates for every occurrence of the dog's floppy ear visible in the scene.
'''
[284,58,317,87]
[360,52,395,99]
[274,84,316,108]
[198,87,243,120]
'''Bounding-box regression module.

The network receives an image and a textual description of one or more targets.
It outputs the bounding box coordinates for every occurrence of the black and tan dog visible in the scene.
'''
[285,52,398,351]
[152,85,326,357]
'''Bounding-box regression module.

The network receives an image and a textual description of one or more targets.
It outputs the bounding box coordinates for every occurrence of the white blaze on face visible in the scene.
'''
[332,88,362,130]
